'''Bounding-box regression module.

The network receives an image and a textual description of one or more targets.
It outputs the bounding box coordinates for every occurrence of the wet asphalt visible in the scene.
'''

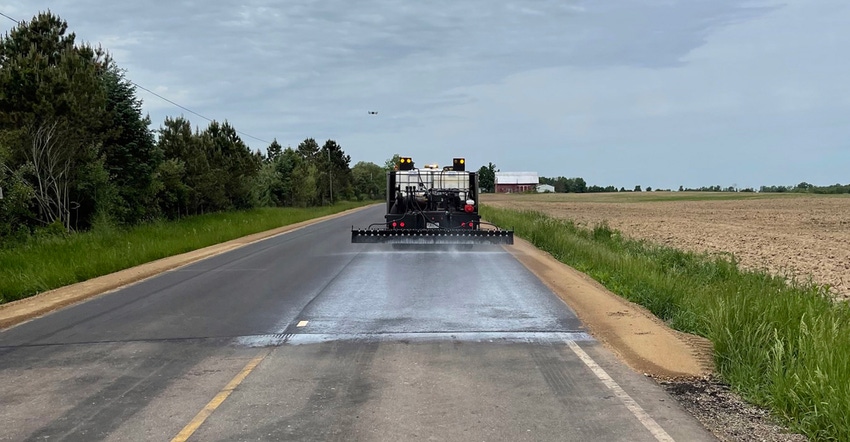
[0,205,715,441]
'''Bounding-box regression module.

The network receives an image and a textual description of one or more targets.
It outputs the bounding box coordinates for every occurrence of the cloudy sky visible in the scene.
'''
[4,1,849,189]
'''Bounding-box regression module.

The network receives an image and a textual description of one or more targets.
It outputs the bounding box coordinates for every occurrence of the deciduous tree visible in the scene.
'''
[351,161,384,200]
[384,154,401,171]
[477,162,497,193]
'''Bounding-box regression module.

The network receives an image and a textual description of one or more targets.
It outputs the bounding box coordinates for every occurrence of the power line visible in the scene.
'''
[1,10,272,145]
[0,11,20,24]
[131,82,271,144]
[132,82,213,122]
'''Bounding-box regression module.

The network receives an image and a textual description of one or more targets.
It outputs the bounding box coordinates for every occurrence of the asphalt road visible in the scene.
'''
[0,205,716,441]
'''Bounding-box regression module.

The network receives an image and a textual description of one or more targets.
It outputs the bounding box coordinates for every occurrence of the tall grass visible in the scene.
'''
[0,203,367,303]
[482,206,850,441]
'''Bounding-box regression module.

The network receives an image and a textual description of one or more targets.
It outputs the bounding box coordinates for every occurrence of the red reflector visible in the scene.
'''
[464,204,474,213]
[400,222,405,227]
[461,222,466,227]
[392,222,398,228]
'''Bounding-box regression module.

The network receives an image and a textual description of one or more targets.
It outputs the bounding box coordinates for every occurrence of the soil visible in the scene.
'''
[484,193,850,300]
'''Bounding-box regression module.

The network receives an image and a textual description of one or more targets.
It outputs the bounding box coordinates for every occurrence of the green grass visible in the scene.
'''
[0,202,369,303]
[482,205,850,441]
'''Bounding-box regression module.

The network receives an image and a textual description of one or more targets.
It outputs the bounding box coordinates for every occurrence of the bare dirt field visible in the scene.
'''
[483,192,850,300]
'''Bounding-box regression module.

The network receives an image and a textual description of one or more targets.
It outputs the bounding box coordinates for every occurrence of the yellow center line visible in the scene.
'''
[171,348,272,442]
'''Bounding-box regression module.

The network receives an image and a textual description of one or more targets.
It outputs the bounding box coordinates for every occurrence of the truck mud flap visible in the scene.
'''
[351,229,514,245]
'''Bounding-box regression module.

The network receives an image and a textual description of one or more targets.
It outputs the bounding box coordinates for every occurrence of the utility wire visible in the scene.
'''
[132,82,213,123]
[131,82,271,144]
[0,11,19,24]
[1,10,272,145]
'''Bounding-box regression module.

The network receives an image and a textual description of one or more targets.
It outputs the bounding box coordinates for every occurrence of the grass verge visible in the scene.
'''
[482,206,850,441]
[0,202,368,303]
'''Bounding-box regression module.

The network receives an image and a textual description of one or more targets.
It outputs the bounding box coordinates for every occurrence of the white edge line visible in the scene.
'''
[566,340,675,442]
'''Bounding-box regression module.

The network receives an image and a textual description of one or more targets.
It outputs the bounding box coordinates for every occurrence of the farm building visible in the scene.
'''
[536,184,555,193]
[495,172,539,193]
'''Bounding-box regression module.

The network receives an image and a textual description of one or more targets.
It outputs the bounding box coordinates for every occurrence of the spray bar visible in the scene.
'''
[351,228,514,245]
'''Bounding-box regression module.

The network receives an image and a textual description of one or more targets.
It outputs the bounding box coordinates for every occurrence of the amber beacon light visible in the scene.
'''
[453,158,465,171]
[399,157,414,171]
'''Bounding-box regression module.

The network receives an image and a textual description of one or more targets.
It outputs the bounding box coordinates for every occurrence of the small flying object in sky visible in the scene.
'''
[368,111,378,115]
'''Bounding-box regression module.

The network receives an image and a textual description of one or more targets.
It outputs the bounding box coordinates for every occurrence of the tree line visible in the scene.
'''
[0,12,387,242]
[536,176,849,195]
[759,182,850,194]
[538,176,620,193]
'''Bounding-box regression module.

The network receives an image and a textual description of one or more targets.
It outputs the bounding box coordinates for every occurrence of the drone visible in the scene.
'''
[368,111,378,115]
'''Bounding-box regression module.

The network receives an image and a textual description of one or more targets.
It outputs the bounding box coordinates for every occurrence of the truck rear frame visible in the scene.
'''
[351,157,513,245]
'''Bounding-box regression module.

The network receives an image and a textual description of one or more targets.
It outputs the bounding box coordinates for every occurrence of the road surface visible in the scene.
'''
[0,205,715,441]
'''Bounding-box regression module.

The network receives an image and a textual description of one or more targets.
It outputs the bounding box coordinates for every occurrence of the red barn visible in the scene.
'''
[495,172,539,193]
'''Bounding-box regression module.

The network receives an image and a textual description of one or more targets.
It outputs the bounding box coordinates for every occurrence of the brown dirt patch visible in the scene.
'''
[485,193,850,300]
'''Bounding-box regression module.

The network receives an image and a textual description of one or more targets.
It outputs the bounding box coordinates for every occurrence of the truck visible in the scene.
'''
[351,157,514,245]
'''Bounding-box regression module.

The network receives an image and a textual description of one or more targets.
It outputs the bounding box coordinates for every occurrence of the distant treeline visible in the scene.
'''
[0,12,387,242]
[539,176,655,193]
[678,182,850,194]
[759,182,850,194]
[539,177,850,194]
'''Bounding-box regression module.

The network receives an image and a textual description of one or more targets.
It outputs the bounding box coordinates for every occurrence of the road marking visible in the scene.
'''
[565,340,675,442]
[297,320,309,327]
[171,348,272,442]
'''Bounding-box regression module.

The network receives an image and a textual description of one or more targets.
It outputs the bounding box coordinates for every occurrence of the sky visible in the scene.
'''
[4,0,849,189]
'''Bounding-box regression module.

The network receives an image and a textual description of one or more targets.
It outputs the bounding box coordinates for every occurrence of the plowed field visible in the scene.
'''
[483,192,850,300]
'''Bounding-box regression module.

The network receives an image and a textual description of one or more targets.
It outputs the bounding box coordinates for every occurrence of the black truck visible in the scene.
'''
[351,157,514,245]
